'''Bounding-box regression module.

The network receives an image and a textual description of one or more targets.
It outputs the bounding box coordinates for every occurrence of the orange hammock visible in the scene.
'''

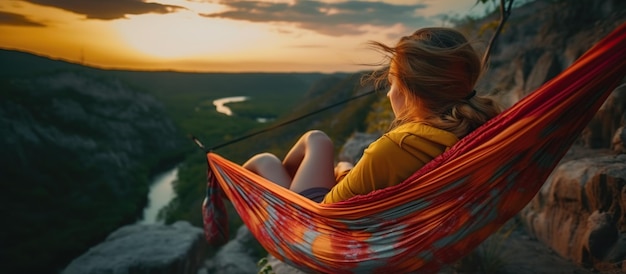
[202,23,626,273]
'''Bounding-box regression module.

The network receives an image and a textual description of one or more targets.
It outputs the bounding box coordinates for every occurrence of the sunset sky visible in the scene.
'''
[0,0,499,73]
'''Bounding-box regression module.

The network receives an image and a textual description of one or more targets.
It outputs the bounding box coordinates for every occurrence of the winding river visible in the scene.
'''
[213,96,248,116]
[212,96,272,122]
[137,96,257,224]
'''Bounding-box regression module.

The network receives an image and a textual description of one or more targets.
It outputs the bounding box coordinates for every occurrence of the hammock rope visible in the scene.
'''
[202,23,626,273]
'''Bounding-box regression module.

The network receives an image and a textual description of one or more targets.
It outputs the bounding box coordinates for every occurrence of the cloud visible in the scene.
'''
[200,0,433,36]
[23,0,184,20]
[0,11,45,27]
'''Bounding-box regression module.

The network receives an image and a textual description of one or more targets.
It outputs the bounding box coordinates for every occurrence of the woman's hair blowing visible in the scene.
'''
[369,27,501,138]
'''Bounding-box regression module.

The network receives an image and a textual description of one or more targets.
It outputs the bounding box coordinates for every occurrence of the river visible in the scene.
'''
[137,166,178,224]
[213,96,272,122]
[213,96,248,116]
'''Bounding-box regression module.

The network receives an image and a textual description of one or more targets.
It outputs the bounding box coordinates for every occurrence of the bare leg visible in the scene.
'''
[243,130,337,193]
[243,153,292,189]
[284,130,337,193]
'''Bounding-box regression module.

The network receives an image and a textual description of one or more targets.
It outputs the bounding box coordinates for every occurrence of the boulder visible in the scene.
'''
[582,84,626,149]
[199,225,259,274]
[612,126,626,153]
[523,50,562,96]
[337,132,379,163]
[521,154,626,271]
[62,221,205,274]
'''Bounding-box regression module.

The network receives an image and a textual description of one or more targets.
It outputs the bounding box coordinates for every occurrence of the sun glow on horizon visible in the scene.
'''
[0,1,144,66]
[0,0,491,73]
[114,12,271,59]
[110,0,280,59]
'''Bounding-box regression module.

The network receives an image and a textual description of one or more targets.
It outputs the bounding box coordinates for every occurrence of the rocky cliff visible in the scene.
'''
[472,0,625,106]
[463,0,626,271]
[62,221,205,274]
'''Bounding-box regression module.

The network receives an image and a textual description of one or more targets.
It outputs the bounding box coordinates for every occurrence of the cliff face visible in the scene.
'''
[467,1,626,271]
[0,71,187,273]
[472,0,626,109]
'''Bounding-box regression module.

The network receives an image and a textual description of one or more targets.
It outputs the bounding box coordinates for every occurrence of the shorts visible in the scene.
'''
[298,187,330,203]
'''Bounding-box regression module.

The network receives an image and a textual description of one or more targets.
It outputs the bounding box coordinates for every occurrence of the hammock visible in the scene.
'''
[202,23,626,273]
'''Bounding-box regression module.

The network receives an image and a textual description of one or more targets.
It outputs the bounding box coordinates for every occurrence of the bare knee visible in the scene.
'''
[303,130,333,150]
[243,152,281,172]
[243,152,291,188]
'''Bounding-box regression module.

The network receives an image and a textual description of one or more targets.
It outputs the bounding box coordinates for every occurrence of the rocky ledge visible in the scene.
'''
[62,221,205,274]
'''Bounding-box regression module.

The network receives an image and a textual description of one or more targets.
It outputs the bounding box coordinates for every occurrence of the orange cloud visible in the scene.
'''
[23,0,185,20]
[0,11,45,27]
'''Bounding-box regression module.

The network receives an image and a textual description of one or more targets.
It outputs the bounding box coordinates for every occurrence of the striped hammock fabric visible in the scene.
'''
[202,23,626,273]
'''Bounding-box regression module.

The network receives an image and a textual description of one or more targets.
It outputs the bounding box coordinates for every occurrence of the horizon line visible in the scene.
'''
[0,47,376,75]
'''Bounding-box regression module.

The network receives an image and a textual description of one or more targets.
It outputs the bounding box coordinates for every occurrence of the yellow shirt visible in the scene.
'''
[322,123,458,204]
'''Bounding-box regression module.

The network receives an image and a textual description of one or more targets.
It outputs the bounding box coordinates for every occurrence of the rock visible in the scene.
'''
[337,132,379,164]
[494,220,595,274]
[475,1,626,108]
[582,84,626,149]
[264,254,304,274]
[200,225,260,274]
[586,211,618,260]
[524,50,562,95]
[521,154,626,271]
[612,126,626,154]
[62,221,205,274]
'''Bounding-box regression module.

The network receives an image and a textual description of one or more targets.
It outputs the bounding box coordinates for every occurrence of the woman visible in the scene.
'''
[243,27,501,204]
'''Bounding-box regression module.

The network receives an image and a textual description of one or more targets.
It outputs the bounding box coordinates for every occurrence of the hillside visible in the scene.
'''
[0,71,188,273]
